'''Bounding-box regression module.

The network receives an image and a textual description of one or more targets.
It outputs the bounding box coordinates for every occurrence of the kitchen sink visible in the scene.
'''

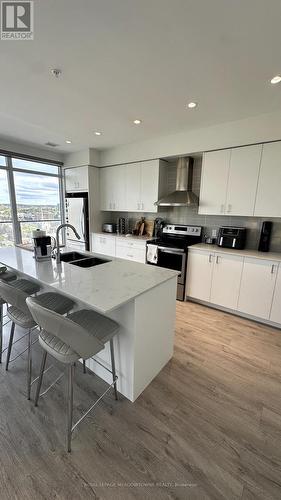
[60,251,88,262]
[71,257,109,268]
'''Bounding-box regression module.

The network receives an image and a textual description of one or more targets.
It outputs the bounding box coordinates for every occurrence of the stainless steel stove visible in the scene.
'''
[146,224,202,300]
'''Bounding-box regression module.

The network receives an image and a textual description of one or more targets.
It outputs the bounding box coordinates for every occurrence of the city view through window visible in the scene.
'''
[0,156,62,247]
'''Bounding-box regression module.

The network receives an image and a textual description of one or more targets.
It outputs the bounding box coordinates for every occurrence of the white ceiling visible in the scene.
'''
[1,0,281,154]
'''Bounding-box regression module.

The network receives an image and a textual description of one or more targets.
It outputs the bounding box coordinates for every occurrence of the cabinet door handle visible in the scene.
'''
[271,264,276,274]
[216,255,220,264]
[209,254,212,263]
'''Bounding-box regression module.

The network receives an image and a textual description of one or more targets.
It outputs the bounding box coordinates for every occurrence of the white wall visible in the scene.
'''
[63,148,101,168]
[100,110,281,166]
[0,138,63,162]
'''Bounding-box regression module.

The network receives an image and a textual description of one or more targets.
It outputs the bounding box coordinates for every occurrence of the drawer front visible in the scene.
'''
[92,235,116,257]
[116,238,147,250]
[116,245,146,263]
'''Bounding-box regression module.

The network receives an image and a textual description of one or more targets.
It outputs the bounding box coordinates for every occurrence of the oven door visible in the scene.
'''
[156,246,186,285]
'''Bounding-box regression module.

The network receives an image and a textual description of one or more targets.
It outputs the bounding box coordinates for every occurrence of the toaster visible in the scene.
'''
[102,223,117,233]
[217,226,246,250]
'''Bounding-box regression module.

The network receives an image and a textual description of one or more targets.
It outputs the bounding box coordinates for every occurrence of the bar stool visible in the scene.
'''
[0,279,75,399]
[0,275,39,365]
[0,269,18,363]
[26,297,119,452]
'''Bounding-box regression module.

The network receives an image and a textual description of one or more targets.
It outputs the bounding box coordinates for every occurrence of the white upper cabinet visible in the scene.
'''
[238,258,278,320]
[199,150,230,215]
[100,159,163,212]
[100,165,126,211]
[100,167,111,210]
[226,145,262,216]
[140,160,160,212]
[65,166,89,192]
[111,165,126,211]
[126,163,141,211]
[254,142,281,217]
[199,145,262,216]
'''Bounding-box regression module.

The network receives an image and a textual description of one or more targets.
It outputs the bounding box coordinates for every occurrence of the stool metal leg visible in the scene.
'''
[35,350,47,407]
[110,338,118,400]
[27,329,32,400]
[67,363,74,453]
[0,303,3,364]
[5,322,15,371]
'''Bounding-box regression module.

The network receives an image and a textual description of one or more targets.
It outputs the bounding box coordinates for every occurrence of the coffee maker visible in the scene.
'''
[117,217,127,235]
[33,230,52,261]
[153,218,165,238]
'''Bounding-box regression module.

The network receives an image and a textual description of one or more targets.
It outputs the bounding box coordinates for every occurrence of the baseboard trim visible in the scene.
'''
[185,296,281,331]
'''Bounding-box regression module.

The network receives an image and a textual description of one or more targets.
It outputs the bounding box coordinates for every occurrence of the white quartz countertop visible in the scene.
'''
[93,232,153,242]
[189,243,281,262]
[0,247,178,314]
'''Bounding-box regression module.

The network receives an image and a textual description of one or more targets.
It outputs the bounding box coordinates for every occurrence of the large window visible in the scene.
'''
[0,169,14,246]
[0,155,62,247]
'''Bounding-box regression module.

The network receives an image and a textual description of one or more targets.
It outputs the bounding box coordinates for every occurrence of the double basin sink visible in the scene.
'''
[60,251,109,268]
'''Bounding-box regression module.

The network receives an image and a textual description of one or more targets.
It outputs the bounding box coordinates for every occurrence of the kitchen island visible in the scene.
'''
[0,247,178,402]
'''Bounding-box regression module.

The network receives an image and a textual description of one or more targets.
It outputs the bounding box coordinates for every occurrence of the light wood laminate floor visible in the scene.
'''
[0,301,281,500]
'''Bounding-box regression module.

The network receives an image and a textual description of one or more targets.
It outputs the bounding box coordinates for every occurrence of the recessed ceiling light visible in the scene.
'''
[50,68,62,78]
[65,140,72,144]
[270,75,281,84]
[94,131,102,136]
[187,102,198,109]
[133,119,142,125]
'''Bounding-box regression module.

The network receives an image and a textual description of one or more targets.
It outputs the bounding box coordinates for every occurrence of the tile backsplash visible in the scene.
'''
[99,159,281,253]
[102,209,281,252]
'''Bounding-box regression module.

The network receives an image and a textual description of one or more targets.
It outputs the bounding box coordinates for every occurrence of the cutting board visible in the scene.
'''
[145,220,155,237]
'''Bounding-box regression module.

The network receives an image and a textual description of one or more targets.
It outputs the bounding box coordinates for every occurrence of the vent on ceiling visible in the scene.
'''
[45,141,59,147]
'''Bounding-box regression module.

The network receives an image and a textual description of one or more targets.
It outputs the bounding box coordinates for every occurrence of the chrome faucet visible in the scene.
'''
[55,224,81,263]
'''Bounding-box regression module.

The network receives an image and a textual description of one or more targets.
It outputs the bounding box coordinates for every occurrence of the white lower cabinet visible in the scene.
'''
[91,234,146,263]
[115,245,145,263]
[91,234,116,257]
[187,248,281,326]
[186,250,214,302]
[270,264,281,323]
[116,239,146,263]
[210,253,244,309]
[187,250,243,308]
[238,258,278,319]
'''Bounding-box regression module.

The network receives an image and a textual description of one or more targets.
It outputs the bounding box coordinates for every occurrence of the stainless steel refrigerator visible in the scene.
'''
[65,193,89,251]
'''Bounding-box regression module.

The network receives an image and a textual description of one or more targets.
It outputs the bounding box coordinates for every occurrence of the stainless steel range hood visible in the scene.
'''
[155,157,198,207]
